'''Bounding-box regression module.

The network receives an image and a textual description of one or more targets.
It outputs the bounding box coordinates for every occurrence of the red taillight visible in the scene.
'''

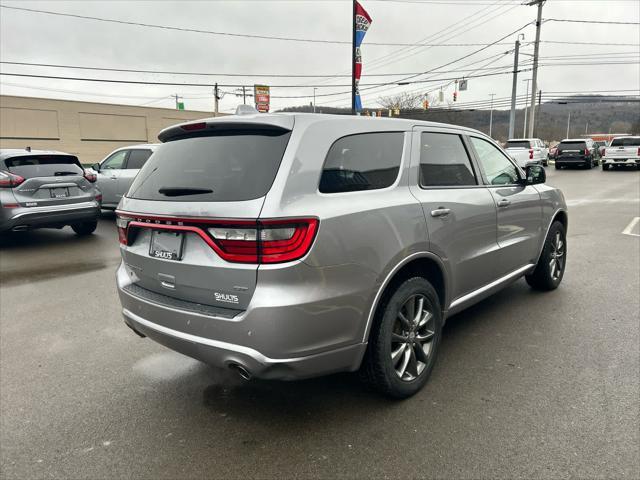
[602,148,606,157]
[0,171,25,188]
[116,212,319,264]
[584,148,589,156]
[529,149,534,160]
[637,147,640,156]
[116,214,132,245]
[95,193,103,202]
[181,122,207,132]
[83,170,97,183]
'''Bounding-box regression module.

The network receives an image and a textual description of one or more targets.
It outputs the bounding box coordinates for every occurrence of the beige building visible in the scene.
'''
[0,95,220,164]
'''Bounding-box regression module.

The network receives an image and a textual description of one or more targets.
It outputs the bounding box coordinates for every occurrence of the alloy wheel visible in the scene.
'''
[390,294,436,381]
[549,231,565,281]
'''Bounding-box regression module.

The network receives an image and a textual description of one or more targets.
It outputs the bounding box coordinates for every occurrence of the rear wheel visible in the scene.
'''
[526,221,566,291]
[602,163,608,171]
[585,158,592,169]
[71,220,97,236]
[361,277,442,399]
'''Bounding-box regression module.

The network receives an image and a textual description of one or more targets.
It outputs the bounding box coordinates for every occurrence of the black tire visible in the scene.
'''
[542,160,548,167]
[602,163,608,171]
[555,163,561,170]
[585,158,592,169]
[526,221,566,291]
[360,277,442,399]
[71,220,98,236]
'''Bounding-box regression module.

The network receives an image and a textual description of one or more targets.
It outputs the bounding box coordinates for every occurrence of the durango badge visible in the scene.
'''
[214,292,239,304]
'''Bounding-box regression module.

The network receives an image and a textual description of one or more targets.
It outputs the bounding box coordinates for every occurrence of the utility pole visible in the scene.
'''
[527,0,545,137]
[508,36,523,139]
[242,86,247,105]
[214,83,219,116]
[313,88,317,113]
[489,93,496,138]
[523,78,532,137]
[566,110,571,139]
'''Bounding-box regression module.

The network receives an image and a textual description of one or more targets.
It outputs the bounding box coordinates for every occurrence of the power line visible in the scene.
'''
[544,18,640,26]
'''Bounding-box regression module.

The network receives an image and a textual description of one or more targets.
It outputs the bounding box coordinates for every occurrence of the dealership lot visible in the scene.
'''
[1,168,638,479]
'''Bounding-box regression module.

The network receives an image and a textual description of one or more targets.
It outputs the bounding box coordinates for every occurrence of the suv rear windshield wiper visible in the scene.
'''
[158,187,214,197]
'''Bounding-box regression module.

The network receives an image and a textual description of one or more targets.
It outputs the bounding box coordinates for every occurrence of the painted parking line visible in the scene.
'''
[622,217,640,237]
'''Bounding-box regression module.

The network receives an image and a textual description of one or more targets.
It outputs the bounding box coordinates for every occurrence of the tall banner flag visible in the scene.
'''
[353,1,372,113]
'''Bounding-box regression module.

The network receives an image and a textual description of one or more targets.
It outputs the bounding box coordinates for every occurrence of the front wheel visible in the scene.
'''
[71,220,98,236]
[361,277,442,399]
[602,163,609,171]
[526,221,566,291]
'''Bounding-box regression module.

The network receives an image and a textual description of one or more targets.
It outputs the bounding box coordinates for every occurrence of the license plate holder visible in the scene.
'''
[149,230,184,261]
[50,187,69,198]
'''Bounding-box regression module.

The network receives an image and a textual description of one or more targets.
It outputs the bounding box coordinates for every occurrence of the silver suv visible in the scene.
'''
[116,113,568,398]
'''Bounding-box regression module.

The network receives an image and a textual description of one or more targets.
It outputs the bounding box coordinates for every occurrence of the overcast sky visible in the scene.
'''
[0,0,638,113]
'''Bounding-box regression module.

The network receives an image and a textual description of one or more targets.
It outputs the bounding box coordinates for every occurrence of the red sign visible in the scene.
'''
[254,85,270,113]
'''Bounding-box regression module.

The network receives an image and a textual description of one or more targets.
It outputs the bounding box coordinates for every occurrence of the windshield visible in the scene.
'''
[505,141,531,149]
[127,129,291,202]
[3,155,83,179]
[610,137,640,147]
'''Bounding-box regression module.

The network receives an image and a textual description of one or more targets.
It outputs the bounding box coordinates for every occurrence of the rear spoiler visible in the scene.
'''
[158,116,294,143]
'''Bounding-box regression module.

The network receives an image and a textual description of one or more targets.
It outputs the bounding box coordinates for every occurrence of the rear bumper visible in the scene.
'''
[0,201,100,232]
[602,158,640,166]
[556,156,591,164]
[116,261,373,380]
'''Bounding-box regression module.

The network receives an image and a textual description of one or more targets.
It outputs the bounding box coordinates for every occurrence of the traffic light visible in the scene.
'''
[453,91,457,102]
[423,99,430,110]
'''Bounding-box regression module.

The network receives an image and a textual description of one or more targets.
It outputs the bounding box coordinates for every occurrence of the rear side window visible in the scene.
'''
[128,130,291,202]
[319,132,403,193]
[558,141,587,150]
[3,155,83,179]
[505,140,531,149]
[419,132,476,187]
[610,137,640,147]
[126,149,152,169]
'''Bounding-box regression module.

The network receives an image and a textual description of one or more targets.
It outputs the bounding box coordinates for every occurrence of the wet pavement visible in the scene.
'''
[1,168,639,479]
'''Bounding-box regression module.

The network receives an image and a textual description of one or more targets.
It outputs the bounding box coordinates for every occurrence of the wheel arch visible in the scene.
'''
[362,252,448,343]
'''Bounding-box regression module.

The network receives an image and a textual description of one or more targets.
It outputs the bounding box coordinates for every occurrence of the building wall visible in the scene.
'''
[0,95,219,164]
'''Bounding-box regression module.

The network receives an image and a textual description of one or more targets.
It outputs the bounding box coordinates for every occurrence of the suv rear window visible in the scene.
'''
[558,141,587,150]
[127,130,291,202]
[610,137,640,147]
[505,141,531,149]
[3,154,83,179]
[319,132,403,193]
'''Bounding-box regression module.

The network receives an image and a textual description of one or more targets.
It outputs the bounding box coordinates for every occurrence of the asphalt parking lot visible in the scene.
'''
[1,166,639,479]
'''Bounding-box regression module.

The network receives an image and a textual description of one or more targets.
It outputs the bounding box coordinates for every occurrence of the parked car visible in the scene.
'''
[115,112,568,398]
[504,138,549,167]
[0,149,101,234]
[593,140,607,159]
[92,144,158,209]
[601,136,640,170]
[555,138,598,169]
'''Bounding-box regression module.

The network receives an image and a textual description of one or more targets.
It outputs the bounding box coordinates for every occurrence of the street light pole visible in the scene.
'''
[566,110,571,139]
[313,88,317,113]
[527,0,545,137]
[489,93,496,138]
[523,78,532,137]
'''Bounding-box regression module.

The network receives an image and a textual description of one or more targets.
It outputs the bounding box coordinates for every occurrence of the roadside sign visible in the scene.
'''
[254,85,270,113]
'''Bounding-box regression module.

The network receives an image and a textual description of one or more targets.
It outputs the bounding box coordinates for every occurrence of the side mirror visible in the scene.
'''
[525,165,546,185]
[92,163,101,172]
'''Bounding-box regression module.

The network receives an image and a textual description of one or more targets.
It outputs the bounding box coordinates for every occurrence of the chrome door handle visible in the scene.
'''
[430,208,451,218]
[497,199,511,208]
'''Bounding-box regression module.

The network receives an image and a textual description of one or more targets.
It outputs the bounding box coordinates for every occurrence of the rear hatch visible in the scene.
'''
[557,141,588,158]
[117,120,314,312]
[605,137,640,159]
[3,154,94,206]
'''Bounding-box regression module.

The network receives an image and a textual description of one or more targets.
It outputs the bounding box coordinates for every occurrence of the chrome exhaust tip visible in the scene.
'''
[229,363,252,381]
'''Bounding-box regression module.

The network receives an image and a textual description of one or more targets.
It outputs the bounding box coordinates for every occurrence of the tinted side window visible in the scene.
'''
[319,132,403,193]
[419,132,476,187]
[102,150,128,169]
[471,137,519,186]
[127,149,152,169]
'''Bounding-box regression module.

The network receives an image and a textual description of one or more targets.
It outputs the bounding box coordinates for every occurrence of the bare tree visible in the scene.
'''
[378,92,426,110]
